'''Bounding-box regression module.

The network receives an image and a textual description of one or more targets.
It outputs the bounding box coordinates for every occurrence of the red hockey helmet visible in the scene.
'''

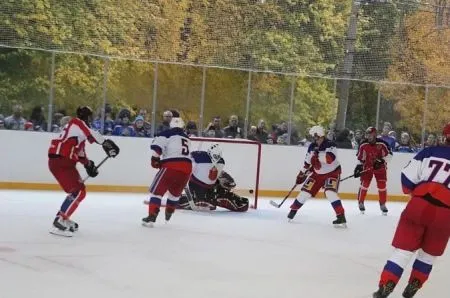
[365,126,377,143]
[366,126,377,135]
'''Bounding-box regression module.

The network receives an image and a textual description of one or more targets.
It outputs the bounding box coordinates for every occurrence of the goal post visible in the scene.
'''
[190,137,262,209]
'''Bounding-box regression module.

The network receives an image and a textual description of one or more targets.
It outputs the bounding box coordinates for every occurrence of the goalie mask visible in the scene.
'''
[207,143,222,165]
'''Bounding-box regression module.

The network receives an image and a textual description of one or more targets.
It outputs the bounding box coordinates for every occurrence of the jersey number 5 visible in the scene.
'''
[181,138,189,156]
[428,160,450,187]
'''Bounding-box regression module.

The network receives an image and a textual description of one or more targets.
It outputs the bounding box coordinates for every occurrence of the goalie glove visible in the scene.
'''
[218,171,236,190]
[373,158,385,170]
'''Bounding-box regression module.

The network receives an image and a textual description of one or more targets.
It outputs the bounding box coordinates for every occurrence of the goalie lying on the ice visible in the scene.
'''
[178,145,249,212]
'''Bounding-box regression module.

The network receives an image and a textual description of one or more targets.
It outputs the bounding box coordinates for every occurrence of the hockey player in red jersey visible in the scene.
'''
[354,127,392,215]
[372,123,450,298]
[48,106,120,236]
[287,125,347,227]
[142,113,192,227]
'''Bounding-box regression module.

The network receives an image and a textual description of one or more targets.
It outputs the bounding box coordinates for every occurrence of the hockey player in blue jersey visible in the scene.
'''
[178,143,249,212]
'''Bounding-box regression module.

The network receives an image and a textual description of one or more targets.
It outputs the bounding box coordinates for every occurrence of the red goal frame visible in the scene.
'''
[190,137,262,209]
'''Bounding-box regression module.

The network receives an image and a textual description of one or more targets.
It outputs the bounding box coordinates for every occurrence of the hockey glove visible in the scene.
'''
[354,164,363,178]
[296,171,308,184]
[151,156,161,169]
[102,139,120,158]
[373,158,385,170]
[85,160,99,177]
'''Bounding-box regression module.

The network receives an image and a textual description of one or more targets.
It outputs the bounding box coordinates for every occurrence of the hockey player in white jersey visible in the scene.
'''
[372,123,450,298]
[142,114,192,226]
[178,144,249,212]
[287,125,347,227]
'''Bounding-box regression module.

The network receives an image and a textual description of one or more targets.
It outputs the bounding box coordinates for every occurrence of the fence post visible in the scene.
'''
[287,76,296,145]
[421,85,429,146]
[47,51,56,132]
[198,66,207,136]
[244,70,252,138]
[100,58,109,134]
[375,86,381,130]
[150,62,158,137]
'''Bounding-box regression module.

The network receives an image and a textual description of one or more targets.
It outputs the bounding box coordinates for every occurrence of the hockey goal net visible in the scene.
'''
[190,137,261,209]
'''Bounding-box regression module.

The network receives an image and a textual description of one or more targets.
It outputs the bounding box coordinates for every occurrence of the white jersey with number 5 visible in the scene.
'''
[150,127,192,174]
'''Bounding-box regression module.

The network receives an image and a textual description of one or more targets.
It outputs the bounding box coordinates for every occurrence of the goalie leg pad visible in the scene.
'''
[216,193,249,212]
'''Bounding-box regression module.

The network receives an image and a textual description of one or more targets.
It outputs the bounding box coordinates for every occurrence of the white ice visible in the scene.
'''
[0,190,448,298]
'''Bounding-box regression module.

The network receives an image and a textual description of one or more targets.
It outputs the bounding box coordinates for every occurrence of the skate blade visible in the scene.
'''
[142,222,154,228]
[360,210,365,215]
[49,229,73,237]
[382,212,388,216]
[334,223,347,229]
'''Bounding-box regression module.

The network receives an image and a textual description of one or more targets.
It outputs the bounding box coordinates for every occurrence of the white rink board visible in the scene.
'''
[0,190,448,298]
[0,130,414,196]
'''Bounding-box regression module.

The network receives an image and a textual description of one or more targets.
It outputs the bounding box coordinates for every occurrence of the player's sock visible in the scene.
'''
[288,200,303,219]
[379,188,387,205]
[58,188,86,218]
[330,200,345,215]
[165,199,178,221]
[403,252,434,297]
[357,185,368,204]
[324,190,345,216]
[147,196,162,215]
[379,260,404,287]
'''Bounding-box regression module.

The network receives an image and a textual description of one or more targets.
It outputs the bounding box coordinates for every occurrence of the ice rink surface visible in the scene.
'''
[0,190,448,298]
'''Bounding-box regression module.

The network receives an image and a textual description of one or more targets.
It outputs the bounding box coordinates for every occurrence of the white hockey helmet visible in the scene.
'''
[169,117,185,129]
[309,125,325,138]
[207,143,222,164]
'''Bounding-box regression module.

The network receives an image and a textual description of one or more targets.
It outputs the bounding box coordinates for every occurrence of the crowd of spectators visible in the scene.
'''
[0,104,442,153]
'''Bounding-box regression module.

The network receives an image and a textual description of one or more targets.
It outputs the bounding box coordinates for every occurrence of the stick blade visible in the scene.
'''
[269,200,281,208]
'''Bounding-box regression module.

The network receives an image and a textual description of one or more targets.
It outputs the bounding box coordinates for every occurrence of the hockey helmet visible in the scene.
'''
[309,125,325,138]
[169,117,185,129]
[76,106,93,126]
[365,126,377,142]
[207,143,222,164]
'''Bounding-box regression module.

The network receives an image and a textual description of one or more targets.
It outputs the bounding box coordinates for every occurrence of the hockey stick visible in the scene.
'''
[339,167,372,182]
[269,184,298,208]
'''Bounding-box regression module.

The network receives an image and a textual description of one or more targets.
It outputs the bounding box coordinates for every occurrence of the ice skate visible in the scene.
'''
[142,213,158,228]
[372,281,396,298]
[380,204,388,216]
[358,201,365,214]
[287,209,298,222]
[332,214,347,228]
[66,218,79,232]
[402,279,421,298]
[50,216,74,237]
[165,208,174,223]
